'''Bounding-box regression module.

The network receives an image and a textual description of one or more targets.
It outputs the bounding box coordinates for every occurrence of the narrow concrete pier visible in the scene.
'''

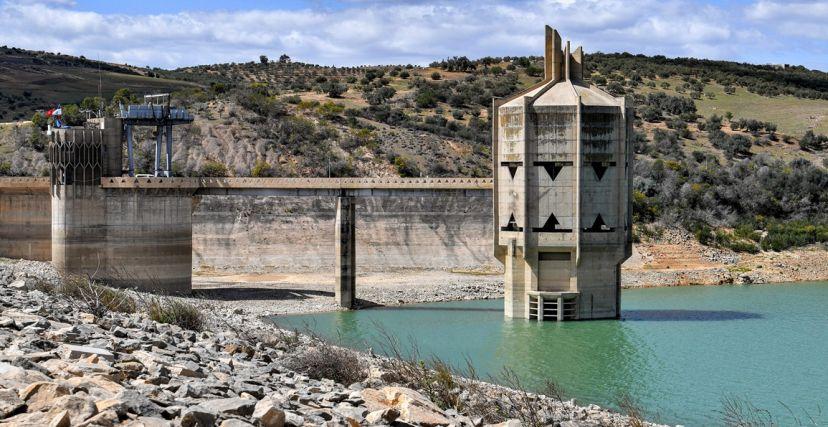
[335,195,356,308]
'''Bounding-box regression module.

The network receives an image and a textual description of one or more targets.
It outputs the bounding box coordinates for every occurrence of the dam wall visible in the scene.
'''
[0,178,51,261]
[191,189,495,274]
[0,177,497,276]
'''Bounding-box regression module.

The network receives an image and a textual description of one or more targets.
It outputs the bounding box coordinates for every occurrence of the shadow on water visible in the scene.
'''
[372,306,501,312]
[622,309,762,321]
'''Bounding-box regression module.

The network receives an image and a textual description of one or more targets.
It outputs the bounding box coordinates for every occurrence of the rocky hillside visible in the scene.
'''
[0,259,661,426]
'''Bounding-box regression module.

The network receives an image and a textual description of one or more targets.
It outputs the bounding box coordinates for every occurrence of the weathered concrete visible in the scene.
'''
[1,178,497,278]
[49,125,195,293]
[494,26,633,320]
[335,196,356,308]
[190,189,495,274]
[0,178,51,261]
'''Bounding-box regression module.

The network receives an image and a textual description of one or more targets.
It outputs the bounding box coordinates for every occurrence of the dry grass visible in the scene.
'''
[284,340,368,386]
[373,324,567,426]
[616,391,646,427]
[56,275,137,317]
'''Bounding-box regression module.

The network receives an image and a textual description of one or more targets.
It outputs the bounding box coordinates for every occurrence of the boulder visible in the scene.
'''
[19,381,70,412]
[252,398,286,427]
[124,416,173,427]
[0,362,51,388]
[365,408,401,424]
[77,409,119,427]
[9,279,28,290]
[180,405,217,427]
[49,394,98,425]
[0,388,24,418]
[61,344,114,361]
[202,397,257,417]
[219,420,255,427]
[362,386,451,426]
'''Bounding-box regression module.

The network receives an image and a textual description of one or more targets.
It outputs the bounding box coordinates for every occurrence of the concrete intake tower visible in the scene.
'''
[493,26,633,321]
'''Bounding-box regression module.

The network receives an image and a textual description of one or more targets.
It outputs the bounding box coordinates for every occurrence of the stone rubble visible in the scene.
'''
[0,259,667,426]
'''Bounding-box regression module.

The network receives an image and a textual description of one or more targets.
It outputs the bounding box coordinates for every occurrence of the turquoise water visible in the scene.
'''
[268,282,828,426]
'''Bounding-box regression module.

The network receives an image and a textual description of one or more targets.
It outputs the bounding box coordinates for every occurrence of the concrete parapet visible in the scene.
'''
[101,177,493,190]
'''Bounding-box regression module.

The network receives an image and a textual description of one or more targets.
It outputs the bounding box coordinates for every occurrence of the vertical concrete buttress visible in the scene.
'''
[335,195,356,308]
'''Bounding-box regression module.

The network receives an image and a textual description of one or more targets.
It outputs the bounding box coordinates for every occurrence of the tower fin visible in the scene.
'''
[544,26,562,82]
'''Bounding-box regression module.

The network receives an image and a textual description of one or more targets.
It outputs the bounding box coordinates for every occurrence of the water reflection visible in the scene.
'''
[491,317,659,412]
[622,309,763,321]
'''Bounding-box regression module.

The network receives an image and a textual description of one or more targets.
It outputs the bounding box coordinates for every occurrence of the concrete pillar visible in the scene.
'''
[165,125,173,177]
[504,240,526,318]
[537,295,543,322]
[557,296,564,321]
[335,195,356,308]
[154,126,162,177]
[126,125,135,177]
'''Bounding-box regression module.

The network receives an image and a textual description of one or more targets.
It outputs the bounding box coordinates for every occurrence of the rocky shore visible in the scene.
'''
[0,259,665,427]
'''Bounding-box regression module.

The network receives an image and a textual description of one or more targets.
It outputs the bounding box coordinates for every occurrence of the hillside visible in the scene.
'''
[0,46,199,122]
[1,48,827,253]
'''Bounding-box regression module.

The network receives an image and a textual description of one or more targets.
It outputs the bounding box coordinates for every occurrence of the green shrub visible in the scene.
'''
[197,161,228,177]
[251,160,273,177]
[146,298,204,331]
[393,155,420,177]
[283,94,302,104]
[761,221,828,251]
[316,101,344,118]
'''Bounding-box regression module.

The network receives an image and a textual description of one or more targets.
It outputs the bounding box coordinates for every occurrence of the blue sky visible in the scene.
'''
[1,0,826,70]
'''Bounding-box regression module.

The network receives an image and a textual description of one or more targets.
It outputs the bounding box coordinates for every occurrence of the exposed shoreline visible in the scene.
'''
[0,258,666,427]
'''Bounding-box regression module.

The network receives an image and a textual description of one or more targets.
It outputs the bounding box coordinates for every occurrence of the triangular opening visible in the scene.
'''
[500,213,523,232]
[584,214,614,232]
[534,161,572,181]
[592,163,608,180]
[500,161,521,179]
[533,212,572,233]
[543,164,563,181]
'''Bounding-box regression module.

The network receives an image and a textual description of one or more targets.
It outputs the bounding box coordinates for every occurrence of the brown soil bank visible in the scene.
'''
[622,228,828,288]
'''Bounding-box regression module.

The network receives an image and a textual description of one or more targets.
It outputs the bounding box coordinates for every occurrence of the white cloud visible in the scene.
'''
[0,0,824,70]
[747,0,828,40]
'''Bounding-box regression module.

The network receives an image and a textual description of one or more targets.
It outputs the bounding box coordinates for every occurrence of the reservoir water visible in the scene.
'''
[268,282,828,426]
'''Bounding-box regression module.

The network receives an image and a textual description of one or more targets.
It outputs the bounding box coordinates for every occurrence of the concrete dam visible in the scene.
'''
[0,175,497,292]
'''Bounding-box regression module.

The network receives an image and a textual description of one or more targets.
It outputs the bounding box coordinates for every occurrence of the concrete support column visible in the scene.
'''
[154,126,162,177]
[335,195,356,308]
[536,295,543,322]
[504,240,526,318]
[557,296,564,321]
[126,125,135,177]
[165,125,173,177]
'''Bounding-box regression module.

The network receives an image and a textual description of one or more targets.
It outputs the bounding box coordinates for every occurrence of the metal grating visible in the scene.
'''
[48,130,103,195]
